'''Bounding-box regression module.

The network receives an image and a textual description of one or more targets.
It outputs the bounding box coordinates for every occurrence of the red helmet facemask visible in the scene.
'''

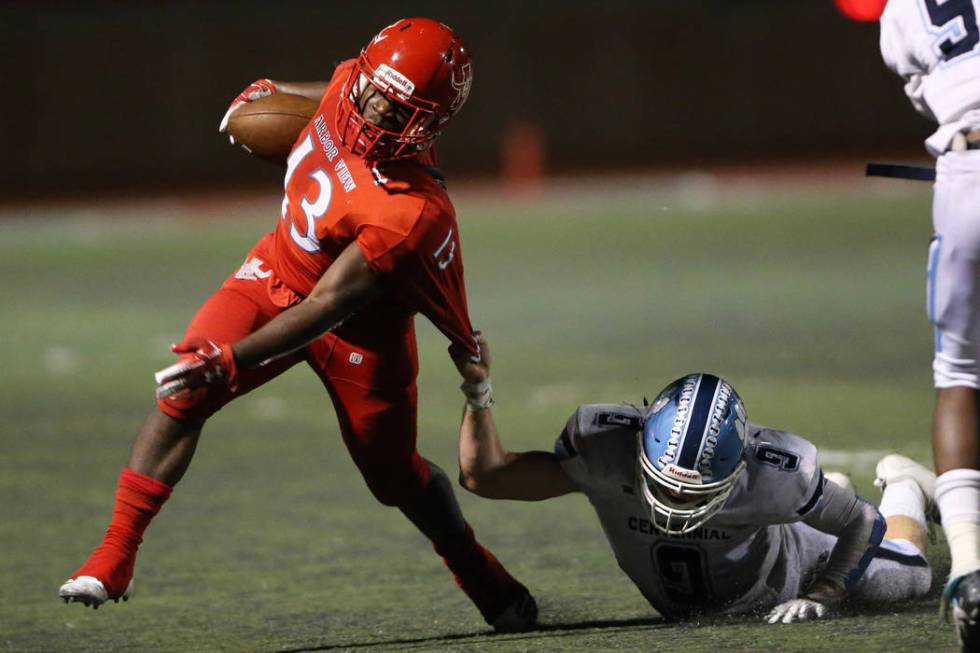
[336,18,473,161]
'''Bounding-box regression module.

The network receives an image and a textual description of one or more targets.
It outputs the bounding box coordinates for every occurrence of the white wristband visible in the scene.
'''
[461,377,494,410]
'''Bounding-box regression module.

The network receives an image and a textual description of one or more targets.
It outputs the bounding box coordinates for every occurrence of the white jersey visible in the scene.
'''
[555,404,827,618]
[880,0,980,154]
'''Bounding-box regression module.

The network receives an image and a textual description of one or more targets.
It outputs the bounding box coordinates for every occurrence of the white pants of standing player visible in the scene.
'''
[930,149,980,581]
[930,150,980,389]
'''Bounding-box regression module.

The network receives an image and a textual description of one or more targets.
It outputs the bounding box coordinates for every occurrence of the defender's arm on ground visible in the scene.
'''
[766,458,884,624]
[452,333,577,501]
[801,475,885,600]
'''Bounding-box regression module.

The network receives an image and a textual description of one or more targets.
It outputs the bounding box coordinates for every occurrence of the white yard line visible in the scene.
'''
[43,346,80,375]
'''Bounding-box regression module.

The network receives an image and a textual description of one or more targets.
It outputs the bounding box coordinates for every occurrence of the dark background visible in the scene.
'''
[2,0,931,199]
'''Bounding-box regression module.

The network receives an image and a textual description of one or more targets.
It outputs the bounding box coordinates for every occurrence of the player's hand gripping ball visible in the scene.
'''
[223,92,319,162]
[218,78,278,136]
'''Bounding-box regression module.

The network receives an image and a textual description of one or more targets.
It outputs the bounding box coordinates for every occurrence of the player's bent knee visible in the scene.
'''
[363,469,427,506]
[365,478,415,506]
[856,540,932,601]
[423,461,453,497]
[360,457,432,507]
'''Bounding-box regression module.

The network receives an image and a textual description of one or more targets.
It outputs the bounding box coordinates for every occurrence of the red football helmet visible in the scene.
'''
[336,18,473,161]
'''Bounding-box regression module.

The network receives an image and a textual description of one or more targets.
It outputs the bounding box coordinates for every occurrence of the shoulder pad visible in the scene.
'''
[554,403,642,496]
[555,403,643,461]
[746,426,816,473]
[719,425,823,525]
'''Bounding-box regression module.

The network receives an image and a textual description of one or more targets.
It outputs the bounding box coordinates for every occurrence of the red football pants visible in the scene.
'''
[157,252,428,506]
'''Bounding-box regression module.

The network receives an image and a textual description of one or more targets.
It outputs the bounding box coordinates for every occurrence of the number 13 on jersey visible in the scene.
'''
[282,133,333,254]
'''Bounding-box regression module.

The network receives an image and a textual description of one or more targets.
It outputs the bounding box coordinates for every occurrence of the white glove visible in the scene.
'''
[765,597,829,624]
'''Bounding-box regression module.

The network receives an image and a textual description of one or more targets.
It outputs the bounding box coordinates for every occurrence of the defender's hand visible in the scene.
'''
[766,578,844,624]
[449,331,490,384]
[765,597,829,624]
[218,78,278,140]
[449,331,493,410]
[768,577,846,624]
[154,338,238,399]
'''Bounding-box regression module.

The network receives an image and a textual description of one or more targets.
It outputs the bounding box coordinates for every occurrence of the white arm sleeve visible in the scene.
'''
[802,478,886,592]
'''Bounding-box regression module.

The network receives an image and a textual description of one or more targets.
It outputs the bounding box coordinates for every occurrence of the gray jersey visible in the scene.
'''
[555,403,824,618]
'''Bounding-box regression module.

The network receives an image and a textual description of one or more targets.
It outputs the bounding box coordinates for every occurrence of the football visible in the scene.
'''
[226,93,319,162]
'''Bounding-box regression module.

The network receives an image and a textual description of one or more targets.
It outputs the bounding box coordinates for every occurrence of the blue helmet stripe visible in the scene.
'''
[677,375,720,468]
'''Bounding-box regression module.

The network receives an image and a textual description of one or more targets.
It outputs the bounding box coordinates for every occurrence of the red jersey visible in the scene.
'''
[267,60,477,356]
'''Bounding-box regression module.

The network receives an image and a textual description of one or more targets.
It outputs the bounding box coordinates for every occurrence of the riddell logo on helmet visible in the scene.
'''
[373,64,415,99]
[663,464,700,482]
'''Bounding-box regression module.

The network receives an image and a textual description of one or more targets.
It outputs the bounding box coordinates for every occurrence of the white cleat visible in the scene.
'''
[59,576,132,609]
[874,454,939,522]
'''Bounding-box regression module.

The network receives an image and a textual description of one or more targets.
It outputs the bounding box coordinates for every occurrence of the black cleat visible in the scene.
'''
[943,570,980,653]
[491,587,538,633]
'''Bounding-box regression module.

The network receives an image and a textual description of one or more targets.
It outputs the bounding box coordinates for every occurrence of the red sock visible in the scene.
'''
[433,524,526,624]
[71,468,172,597]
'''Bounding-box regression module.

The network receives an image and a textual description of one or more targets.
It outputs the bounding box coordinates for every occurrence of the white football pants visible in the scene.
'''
[793,524,931,602]
[930,150,980,388]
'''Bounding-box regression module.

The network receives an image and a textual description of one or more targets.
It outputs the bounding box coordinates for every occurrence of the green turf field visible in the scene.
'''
[0,176,960,652]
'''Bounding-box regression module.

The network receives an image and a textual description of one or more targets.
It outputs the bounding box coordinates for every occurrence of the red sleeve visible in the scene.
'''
[355,206,478,356]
